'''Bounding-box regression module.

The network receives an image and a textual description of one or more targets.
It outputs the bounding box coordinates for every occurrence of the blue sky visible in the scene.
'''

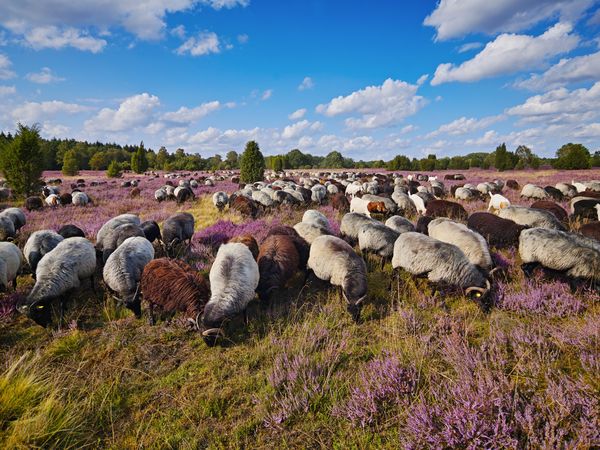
[0,0,600,159]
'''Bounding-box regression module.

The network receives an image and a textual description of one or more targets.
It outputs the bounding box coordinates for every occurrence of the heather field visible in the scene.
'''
[1,168,599,449]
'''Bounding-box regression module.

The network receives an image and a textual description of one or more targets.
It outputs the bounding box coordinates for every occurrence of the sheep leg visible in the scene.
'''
[90,275,97,295]
[303,269,314,286]
[12,278,17,290]
[380,256,386,271]
[147,303,155,326]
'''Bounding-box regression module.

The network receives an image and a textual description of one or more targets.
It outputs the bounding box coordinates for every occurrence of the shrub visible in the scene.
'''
[61,149,79,176]
[239,141,265,183]
[106,160,122,178]
[0,124,44,197]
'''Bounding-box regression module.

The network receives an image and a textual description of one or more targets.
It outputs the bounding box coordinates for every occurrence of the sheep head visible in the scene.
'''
[465,279,491,302]
[367,201,386,213]
[18,298,53,327]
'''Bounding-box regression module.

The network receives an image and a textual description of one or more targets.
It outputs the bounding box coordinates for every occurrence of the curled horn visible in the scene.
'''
[485,279,491,291]
[202,327,224,338]
[465,286,486,295]
[354,295,366,305]
[193,313,201,331]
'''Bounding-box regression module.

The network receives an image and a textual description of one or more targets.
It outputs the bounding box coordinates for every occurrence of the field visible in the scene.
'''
[0,168,599,449]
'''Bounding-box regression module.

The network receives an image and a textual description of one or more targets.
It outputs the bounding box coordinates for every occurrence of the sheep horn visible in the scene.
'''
[193,313,201,331]
[465,286,485,295]
[202,328,223,338]
[354,295,366,305]
[485,279,491,291]
[489,267,502,277]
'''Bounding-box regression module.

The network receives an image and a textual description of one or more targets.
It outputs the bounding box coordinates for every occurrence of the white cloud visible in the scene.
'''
[298,76,314,91]
[162,100,224,123]
[316,78,427,129]
[0,85,16,96]
[12,100,90,123]
[400,124,417,134]
[458,42,483,53]
[41,122,70,137]
[431,23,579,85]
[84,93,160,132]
[515,50,600,90]
[281,120,323,139]
[426,115,505,138]
[288,108,306,120]
[465,130,500,146]
[424,0,593,40]
[24,26,106,52]
[237,33,248,44]
[170,25,186,39]
[26,67,65,84]
[572,122,600,137]
[261,89,273,100]
[416,74,429,86]
[176,31,221,56]
[188,126,221,144]
[0,0,248,42]
[0,54,16,79]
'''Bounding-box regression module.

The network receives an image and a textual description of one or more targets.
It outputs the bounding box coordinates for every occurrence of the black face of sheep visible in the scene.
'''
[465,280,491,304]
[201,304,226,347]
[342,290,366,323]
[18,299,53,327]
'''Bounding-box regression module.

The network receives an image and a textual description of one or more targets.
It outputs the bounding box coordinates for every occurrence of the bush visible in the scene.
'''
[0,124,44,197]
[553,143,591,170]
[62,150,79,176]
[106,160,122,178]
[240,141,265,183]
[131,143,149,174]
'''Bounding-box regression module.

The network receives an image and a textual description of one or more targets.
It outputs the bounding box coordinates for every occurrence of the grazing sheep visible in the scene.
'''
[155,188,167,202]
[175,186,195,204]
[330,192,350,212]
[409,193,426,215]
[228,234,259,260]
[252,190,275,208]
[45,194,61,207]
[96,214,140,247]
[231,195,259,218]
[340,212,378,244]
[59,193,72,205]
[202,243,260,345]
[425,199,468,221]
[487,193,511,211]
[544,186,564,201]
[311,185,327,204]
[18,237,96,327]
[103,236,155,316]
[24,230,64,274]
[572,199,600,221]
[129,187,141,198]
[25,196,44,211]
[579,222,600,241]
[0,216,15,241]
[307,235,367,322]
[497,206,565,231]
[350,197,386,217]
[302,210,331,232]
[212,191,229,212]
[42,186,60,198]
[416,216,434,235]
[506,179,519,190]
[521,184,548,200]
[0,208,26,232]
[519,228,600,283]
[454,187,475,201]
[163,212,194,256]
[141,258,210,328]
[392,192,417,215]
[0,242,23,291]
[140,220,162,243]
[266,225,301,239]
[385,215,415,234]
[428,218,492,270]
[467,212,526,248]
[71,192,89,206]
[358,222,399,268]
[556,183,577,198]
[256,234,308,301]
[98,223,145,263]
[58,224,85,239]
[392,232,491,301]
[530,200,568,224]
[293,221,331,245]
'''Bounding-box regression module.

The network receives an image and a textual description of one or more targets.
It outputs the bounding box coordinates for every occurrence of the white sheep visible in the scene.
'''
[24,230,64,274]
[497,206,564,230]
[409,193,426,215]
[521,184,548,200]
[212,191,229,211]
[302,210,331,232]
[0,241,23,290]
[487,193,511,211]
[385,216,415,234]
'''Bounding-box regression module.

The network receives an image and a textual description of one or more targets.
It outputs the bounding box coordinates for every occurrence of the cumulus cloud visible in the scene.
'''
[424,0,593,40]
[23,26,106,52]
[431,23,579,85]
[26,67,65,84]
[298,76,314,91]
[465,130,500,146]
[515,50,600,90]
[84,93,160,132]
[162,100,226,123]
[237,33,248,44]
[176,31,221,56]
[316,78,426,129]
[12,100,90,123]
[288,108,306,120]
[281,120,323,139]
[0,85,16,96]
[426,115,505,138]
[0,54,16,79]
[458,42,483,53]
[170,25,186,39]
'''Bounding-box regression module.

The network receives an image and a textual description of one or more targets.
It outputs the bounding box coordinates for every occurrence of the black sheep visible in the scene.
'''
[467,212,526,248]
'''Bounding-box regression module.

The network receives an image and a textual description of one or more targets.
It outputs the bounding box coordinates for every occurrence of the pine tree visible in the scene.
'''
[0,124,44,196]
[240,140,265,183]
[106,160,122,178]
[62,149,79,176]
[131,142,149,174]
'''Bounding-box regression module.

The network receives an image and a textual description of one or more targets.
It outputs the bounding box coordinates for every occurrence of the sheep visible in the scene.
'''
[210,191,228,212]
[428,218,492,270]
[231,195,259,218]
[556,183,577,198]
[519,228,600,284]
[302,210,331,232]
[392,232,491,302]
[425,199,468,221]
[358,222,399,269]
[521,184,548,200]
[42,186,60,198]
[0,216,15,241]
[155,188,167,202]
[467,212,526,248]
[24,230,64,274]
[0,208,26,232]
[256,234,309,301]
[385,215,415,234]
[307,235,367,322]
[163,212,195,256]
[0,242,23,291]
[252,190,275,208]
[361,194,397,214]
[201,243,260,346]
[96,214,140,247]
[340,212,378,244]
[45,194,61,207]
[58,224,85,239]
[175,186,195,204]
[487,193,511,211]
[327,184,339,195]
[25,196,44,211]
[350,197,387,217]
[293,221,332,245]
[579,222,600,241]
[103,236,155,317]
[330,192,350,212]
[497,206,565,231]
[140,220,162,243]
[311,184,327,204]
[506,179,519,190]
[416,216,434,235]
[544,186,564,202]
[530,201,568,224]
[18,237,96,327]
[345,182,363,197]
[266,225,301,239]
[72,192,89,206]
[228,234,259,260]
[409,193,426,215]
[99,223,146,263]
[141,258,210,328]
[572,199,600,221]
[454,187,475,201]
[392,192,417,215]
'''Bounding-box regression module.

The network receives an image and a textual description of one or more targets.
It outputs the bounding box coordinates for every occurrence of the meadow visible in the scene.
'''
[0,168,599,449]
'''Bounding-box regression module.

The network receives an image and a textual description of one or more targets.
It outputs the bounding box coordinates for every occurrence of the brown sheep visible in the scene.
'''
[60,193,72,205]
[266,225,300,240]
[506,179,519,190]
[231,195,259,218]
[425,199,468,221]
[141,258,210,328]
[467,212,526,248]
[579,222,600,241]
[416,216,434,235]
[531,200,568,225]
[228,234,259,260]
[129,187,141,198]
[25,196,43,211]
[330,192,350,212]
[367,201,387,214]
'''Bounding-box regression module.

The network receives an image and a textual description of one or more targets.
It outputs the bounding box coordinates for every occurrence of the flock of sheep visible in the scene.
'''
[1,170,599,347]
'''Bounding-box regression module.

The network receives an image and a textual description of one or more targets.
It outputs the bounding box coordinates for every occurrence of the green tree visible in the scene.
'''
[62,149,79,176]
[0,124,44,196]
[89,152,109,170]
[321,151,345,168]
[225,150,239,169]
[419,154,436,171]
[131,142,149,174]
[387,154,412,171]
[553,143,591,169]
[286,149,311,169]
[156,146,169,170]
[240,140,265,183]
[494,143,517,171]
[106,160,122,178]
[273,156,283,172]
[590,150,600,167]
